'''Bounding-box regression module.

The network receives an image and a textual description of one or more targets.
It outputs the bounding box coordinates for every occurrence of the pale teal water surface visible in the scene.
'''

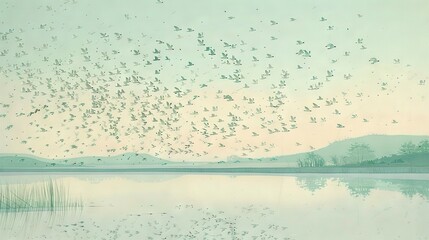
[0,173,429,240]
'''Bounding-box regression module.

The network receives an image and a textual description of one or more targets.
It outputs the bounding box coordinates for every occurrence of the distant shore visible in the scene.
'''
[1,166,429,174]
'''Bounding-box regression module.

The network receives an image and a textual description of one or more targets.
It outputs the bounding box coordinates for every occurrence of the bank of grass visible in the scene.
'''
[0,179,82,213]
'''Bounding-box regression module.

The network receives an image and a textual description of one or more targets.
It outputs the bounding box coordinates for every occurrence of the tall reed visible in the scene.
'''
[0,179,82,213]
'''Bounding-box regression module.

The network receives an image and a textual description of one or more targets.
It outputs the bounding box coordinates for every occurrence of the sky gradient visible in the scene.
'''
[0,0,428,161]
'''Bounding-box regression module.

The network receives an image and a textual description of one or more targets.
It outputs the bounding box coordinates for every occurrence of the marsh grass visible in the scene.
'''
[0,179,83,213]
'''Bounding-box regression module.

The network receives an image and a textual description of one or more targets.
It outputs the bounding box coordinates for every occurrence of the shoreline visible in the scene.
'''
[1,166,429,174]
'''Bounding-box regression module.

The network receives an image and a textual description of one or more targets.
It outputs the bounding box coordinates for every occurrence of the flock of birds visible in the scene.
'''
[0,0,426,161]
[4,203,292,240]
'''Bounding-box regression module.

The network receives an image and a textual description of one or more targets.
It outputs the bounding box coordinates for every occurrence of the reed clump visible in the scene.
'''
[0,179,82,212]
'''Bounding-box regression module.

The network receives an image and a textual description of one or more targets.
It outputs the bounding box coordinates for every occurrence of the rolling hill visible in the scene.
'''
[1,135,428,168]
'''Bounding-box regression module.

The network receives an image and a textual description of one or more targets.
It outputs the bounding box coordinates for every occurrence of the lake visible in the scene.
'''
[1,173,429,240]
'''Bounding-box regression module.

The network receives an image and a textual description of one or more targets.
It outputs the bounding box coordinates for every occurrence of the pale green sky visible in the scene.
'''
[0,0,428,160]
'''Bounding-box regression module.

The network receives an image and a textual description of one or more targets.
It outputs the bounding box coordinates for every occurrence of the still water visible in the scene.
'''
[0,173,429,240]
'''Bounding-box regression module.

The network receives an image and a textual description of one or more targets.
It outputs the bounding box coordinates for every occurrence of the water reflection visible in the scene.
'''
[384,179,429,199]
[343,178,376,197]
[0,178,83,234]
[296,176,327,193]
[295,175,429,199]
[0,174,428,239]
[0,207,82,234]
[0,173,181,185]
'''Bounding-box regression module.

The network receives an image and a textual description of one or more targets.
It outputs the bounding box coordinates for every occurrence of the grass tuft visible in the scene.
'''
[0,179,82,213]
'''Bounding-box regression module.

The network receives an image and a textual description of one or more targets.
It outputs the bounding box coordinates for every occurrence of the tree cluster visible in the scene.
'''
[399,140,429,155]
[330,143,375,166]
[297,152,326,167]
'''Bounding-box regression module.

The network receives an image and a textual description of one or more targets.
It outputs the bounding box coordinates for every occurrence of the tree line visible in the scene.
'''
[297,139,429,167]
[298,143,375,167]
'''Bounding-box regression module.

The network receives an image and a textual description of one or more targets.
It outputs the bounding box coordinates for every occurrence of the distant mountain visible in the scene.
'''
[226,135,429,166]
[58,152,172,167]
[312,135,429,159]
[0,155,63,168]
[0,152,171,168]
[1,135,428,168]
